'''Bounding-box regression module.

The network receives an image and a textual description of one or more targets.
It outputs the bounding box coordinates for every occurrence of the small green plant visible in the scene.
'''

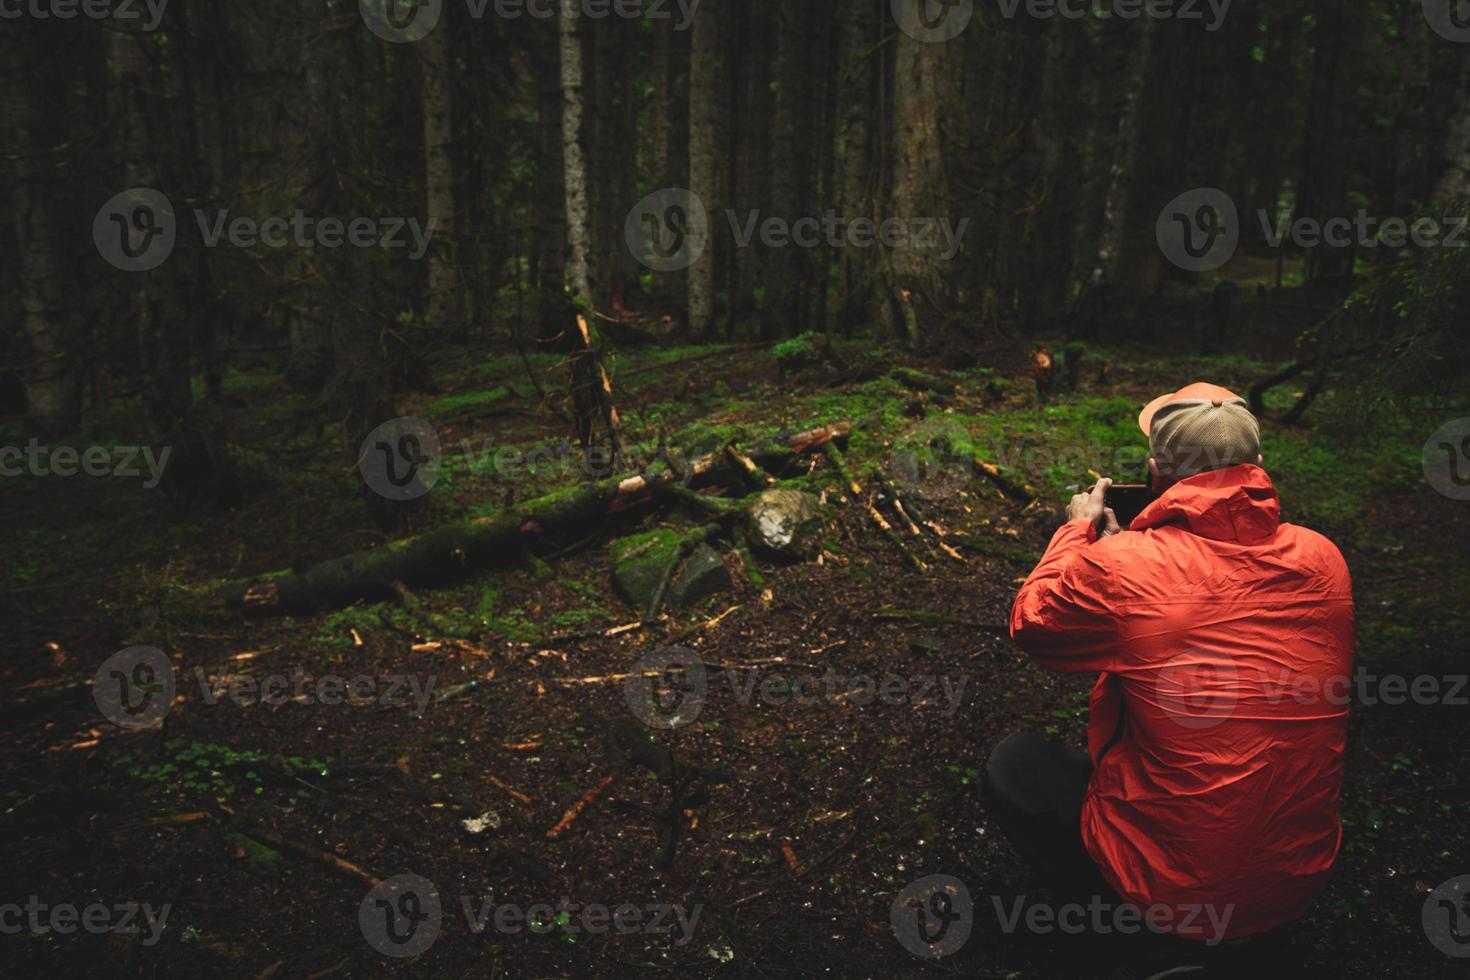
[117,740,330,799]
[771,332,819,374]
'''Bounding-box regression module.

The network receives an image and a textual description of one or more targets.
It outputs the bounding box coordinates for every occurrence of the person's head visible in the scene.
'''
[1138,382,1263,492]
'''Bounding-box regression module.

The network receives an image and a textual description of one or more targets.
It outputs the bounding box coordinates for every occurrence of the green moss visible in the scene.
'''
[772,332,819,371]
[425,386,509,417]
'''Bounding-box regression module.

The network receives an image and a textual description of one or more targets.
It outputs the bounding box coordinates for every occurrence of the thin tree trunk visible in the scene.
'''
[560,0,592,305]
[1433,60,1470,203]
[422,19,463,338]
[560,0,620,459]
[688,0,718,337]
[535,19,568,345]
[887,1,952,345]
[2,23,79,432]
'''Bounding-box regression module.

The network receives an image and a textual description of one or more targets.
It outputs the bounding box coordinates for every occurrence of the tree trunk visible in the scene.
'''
[760,0,802,341]
[306,1,398,528]
[688,0,718,337]
[560,0,593,306]
[216,422,851,615]
[887,1,952,345]
[422,18,463,338]
[831,1,879,334]
[1433,59,1470,203]
[2,22,79,432]
[534,19,569,345]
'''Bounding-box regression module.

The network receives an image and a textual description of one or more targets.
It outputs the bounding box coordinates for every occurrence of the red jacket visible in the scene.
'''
[1010,464,1353,939]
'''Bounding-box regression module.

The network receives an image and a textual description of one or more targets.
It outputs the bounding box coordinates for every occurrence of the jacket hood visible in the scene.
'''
[1131,463,1280,543]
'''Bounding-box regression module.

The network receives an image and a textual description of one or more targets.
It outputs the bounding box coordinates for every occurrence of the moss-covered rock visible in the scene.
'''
[610,530,733,609]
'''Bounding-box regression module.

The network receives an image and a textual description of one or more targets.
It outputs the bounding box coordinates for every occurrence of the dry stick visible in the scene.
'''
[545,773,617,840]
[487,774,532,804]
[867,503,927,572]
[822,442,863,496]
[233,824,381,888]
[872,471,963,563]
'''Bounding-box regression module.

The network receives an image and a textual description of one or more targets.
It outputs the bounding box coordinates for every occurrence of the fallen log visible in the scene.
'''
[215,422,850,615]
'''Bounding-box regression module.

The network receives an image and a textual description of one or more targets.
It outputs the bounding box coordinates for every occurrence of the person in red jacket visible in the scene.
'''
[984,382,1354,959]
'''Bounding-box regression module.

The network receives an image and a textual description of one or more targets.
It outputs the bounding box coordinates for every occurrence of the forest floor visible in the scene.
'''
[2,303,1467,978]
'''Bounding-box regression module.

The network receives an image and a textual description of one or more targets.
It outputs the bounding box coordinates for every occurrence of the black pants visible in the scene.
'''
[982,733,1301,974]
[981,732,1121,910]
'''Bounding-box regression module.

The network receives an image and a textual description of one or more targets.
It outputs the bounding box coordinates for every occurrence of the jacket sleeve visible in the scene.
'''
[1009,520,1121,672]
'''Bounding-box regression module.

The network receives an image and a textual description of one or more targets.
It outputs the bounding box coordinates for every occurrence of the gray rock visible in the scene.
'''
[669,544,733,607]
[746,488,824,559]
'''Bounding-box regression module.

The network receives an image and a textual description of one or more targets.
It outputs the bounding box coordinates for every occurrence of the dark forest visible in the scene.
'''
[2,0,1469,976]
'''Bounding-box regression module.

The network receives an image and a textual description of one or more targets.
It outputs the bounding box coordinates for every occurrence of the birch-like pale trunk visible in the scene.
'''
[559,0,592,305]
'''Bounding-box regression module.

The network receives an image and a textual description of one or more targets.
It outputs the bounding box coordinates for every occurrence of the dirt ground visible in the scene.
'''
[2,338,1466,979]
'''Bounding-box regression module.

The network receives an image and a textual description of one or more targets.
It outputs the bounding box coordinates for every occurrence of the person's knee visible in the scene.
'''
[982,732,1047,801]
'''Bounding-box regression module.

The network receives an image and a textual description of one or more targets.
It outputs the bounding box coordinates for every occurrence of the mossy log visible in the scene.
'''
[215,422,849,615]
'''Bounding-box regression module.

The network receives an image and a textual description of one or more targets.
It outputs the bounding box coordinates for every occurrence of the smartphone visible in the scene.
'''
[1101,483,1155,530]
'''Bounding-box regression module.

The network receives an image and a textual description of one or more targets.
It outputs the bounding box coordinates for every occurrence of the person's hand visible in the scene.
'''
[1067,477,1122,538]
